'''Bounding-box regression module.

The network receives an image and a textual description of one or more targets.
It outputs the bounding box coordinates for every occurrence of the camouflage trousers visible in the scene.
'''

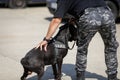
[75,7,119,75]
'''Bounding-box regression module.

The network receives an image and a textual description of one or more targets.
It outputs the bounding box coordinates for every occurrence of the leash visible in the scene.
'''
[68,41,76,50]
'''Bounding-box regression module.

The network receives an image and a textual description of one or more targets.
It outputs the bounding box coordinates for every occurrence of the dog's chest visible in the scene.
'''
[50,39,69,49]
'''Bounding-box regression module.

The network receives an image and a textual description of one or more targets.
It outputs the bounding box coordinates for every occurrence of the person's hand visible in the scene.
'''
[36,40,48,51]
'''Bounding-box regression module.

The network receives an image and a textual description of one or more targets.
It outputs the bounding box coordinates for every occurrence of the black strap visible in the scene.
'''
[68,41,76,50]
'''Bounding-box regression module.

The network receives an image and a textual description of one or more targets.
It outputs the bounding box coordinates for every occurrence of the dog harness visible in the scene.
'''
[53,41,67,49]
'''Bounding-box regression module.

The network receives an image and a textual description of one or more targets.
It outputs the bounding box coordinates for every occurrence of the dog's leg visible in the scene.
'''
[37,67,44,80]
[21,67,29,80]
[52,64,58,79]
[57,59,63,80]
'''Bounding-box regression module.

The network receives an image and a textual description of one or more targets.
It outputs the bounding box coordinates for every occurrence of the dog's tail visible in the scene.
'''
[21,57,41,69]
[21,58,30,68]
[21,58,27,65]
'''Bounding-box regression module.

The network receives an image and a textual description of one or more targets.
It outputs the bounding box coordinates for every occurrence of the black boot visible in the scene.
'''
[76,71,85,80]
[108,73,120,80]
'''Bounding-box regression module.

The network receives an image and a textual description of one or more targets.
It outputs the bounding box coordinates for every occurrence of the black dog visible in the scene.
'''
[20,23,77,80]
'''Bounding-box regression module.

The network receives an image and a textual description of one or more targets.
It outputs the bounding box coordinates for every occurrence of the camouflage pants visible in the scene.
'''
[76,7,119,75]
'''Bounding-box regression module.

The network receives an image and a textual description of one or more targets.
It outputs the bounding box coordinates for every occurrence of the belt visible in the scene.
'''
[78,6,109,18]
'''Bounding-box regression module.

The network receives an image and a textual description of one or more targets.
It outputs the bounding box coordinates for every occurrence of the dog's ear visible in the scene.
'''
[69,23,77,41]
[59,23,69,30]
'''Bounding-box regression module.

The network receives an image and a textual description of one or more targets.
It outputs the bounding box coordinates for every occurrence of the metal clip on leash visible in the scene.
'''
[68,41,76,50]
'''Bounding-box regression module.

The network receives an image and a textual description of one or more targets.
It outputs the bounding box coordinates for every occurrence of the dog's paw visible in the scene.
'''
[21,76,26,80]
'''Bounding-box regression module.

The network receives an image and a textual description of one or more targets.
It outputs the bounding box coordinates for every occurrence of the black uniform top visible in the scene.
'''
[54,0,107,18]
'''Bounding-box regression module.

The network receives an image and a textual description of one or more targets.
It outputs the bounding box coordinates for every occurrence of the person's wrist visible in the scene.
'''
[43,37,51,43]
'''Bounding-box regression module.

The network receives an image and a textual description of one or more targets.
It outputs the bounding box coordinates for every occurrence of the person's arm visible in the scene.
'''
[45,18,62,39]
[36,0,69,51]
[36,18,62,51]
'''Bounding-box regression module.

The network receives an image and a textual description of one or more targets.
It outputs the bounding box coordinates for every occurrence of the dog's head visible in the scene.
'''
[56,23,77,42]
[67,23,77,41]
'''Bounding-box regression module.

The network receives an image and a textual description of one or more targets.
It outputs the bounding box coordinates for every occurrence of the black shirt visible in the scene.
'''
[54,0,107,18]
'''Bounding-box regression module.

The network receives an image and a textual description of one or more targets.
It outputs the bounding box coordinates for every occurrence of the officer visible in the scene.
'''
[36,0,119,80]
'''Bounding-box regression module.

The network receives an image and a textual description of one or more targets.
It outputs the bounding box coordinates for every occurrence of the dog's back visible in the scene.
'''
[21,48,45,70]
[21,43,68,66]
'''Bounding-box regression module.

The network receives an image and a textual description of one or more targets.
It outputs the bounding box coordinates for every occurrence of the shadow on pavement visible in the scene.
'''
[116,17,120,24]
[0,4,46,9]
[0,4,7,8]
[27,64,107,80]
[45,17,53,22]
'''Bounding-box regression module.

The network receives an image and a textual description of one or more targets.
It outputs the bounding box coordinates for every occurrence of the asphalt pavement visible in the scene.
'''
[0,6,120,80]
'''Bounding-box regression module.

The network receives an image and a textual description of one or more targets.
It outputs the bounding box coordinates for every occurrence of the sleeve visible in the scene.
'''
[54,0,69,18]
